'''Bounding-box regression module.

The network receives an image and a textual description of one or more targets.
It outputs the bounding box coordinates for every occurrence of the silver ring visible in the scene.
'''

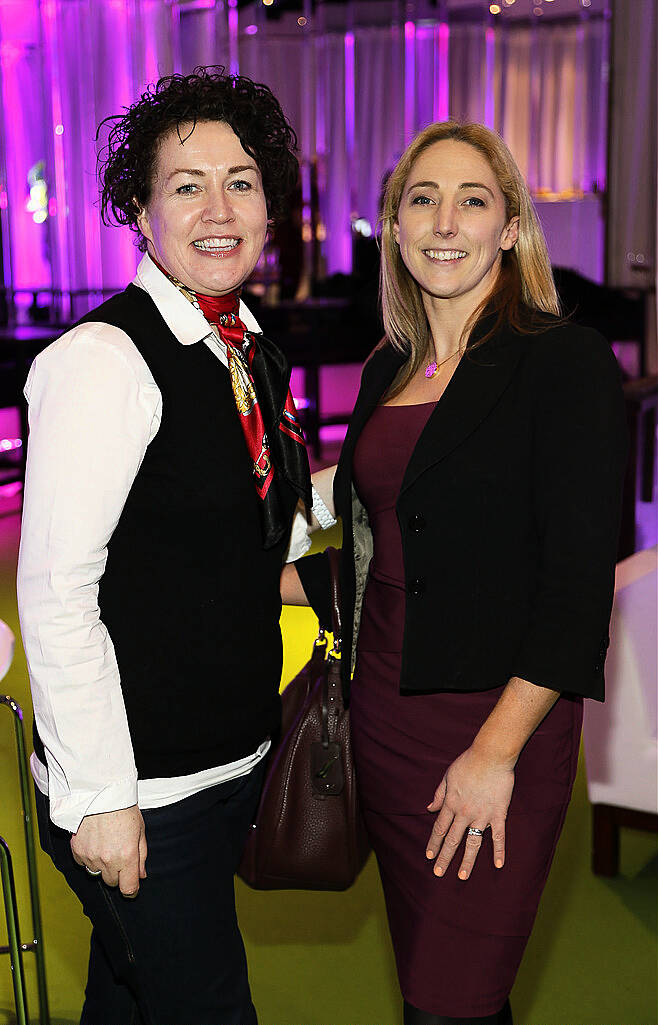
[467,827,485,837]
[85,866,102,877]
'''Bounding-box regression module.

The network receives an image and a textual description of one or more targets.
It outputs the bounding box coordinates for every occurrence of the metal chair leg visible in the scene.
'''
[0,835,29,1025]
[1,695,50,1024]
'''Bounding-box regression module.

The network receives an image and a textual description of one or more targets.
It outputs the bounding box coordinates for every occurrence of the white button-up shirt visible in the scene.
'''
[17,254,310,833]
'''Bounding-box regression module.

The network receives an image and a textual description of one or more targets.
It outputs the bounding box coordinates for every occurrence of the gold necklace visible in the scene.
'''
[424,347,461,379]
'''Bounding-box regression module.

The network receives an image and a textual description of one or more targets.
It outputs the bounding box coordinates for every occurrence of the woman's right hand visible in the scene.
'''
[70,804,147,897]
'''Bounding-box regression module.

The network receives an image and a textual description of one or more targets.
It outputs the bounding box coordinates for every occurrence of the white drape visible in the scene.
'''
[606,0,656,291]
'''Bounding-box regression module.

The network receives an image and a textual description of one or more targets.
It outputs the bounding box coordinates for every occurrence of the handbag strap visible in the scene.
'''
[326,547,342,651]
[319,547,343,748]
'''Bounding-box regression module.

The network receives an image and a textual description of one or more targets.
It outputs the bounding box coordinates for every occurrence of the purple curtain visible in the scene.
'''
[0,1,613,296]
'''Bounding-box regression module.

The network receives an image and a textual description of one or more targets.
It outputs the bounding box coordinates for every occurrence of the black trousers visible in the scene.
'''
[35,761,265,1025]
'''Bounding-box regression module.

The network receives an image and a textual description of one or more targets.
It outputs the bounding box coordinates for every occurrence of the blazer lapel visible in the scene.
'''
[335,344,406,498]
[401,324,525,494]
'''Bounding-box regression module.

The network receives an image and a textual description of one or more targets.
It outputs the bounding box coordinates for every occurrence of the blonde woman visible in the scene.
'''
[283,122,627,1025]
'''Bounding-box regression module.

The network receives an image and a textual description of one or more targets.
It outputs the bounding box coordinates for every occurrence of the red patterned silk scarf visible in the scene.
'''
[152,260,310,547]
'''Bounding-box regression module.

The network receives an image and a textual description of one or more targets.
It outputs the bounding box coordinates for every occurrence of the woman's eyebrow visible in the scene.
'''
[166,167,206,182]
[459,181,495,197]
[227,163,259,175]
[407,179,439,190]
[406,179,494,199]
[165,163,259,183]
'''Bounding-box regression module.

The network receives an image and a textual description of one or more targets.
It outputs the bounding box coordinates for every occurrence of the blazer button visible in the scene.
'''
[409,513,426,533]
[408,577,425,598]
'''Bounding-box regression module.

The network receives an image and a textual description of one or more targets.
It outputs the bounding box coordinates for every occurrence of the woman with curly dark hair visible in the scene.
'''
[18,67,311,1025]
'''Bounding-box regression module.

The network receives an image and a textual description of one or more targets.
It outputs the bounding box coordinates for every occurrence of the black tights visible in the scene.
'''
[403,997,513,1025]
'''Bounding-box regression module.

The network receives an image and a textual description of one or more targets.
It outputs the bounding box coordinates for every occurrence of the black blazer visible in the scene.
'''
[297,315,628,703]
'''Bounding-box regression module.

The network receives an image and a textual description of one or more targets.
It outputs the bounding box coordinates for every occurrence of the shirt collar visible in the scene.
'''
[132,252,263,345]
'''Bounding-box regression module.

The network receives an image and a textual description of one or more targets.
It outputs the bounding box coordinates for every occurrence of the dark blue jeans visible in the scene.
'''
[35,761,266,1025]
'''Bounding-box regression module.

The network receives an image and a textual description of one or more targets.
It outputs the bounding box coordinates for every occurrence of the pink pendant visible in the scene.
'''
[425,362,437,379]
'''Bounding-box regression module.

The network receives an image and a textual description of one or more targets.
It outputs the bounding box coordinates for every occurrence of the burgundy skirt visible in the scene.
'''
[351,650,582,1017]
[351,403,583,1017]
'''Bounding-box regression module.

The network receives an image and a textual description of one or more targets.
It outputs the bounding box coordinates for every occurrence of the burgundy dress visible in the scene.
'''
[350,402,583,1018]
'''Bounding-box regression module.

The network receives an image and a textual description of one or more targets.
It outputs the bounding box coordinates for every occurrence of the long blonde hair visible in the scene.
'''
[379,121,560,392]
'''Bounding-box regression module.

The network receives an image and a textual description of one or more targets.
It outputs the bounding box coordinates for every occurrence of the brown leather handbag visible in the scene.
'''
[238,548,370,890]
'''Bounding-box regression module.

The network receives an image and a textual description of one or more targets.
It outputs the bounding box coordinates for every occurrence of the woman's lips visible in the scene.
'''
[192,237,243,257]
[423,248,468,263]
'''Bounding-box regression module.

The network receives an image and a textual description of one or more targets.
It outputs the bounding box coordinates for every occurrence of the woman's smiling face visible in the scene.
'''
[393,139,519,315]
[137,120,268,296]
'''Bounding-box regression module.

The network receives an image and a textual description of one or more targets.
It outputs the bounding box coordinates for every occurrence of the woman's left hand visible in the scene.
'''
[425,745,516,880]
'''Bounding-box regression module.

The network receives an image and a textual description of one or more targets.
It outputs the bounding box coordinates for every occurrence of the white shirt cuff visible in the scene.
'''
[285,506,313,562]
[47,773,139,834]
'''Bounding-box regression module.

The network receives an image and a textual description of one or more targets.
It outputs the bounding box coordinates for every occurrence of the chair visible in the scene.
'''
[582,547,658,875]
[0,619,50,1024]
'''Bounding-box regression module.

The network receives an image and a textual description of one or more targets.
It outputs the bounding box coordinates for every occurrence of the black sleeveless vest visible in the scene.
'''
[35,284,294,779]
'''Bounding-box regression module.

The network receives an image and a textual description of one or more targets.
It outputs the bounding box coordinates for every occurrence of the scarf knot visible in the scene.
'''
[152,259,311,547]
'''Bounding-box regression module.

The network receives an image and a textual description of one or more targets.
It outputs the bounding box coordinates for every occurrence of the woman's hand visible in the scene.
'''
[425,676,560,880]
[70,805,147,897]
[425,745,515,880]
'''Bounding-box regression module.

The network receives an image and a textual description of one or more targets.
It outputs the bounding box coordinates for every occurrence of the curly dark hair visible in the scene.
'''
[97,66,299,251]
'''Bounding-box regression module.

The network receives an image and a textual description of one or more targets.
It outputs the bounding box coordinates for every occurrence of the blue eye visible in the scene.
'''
[464,196,485,207]
[411,194,433,205]
[229,179,253,192]
[176,183,198,195]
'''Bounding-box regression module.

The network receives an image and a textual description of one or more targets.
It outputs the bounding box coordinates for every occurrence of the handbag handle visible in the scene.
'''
[326,547,342,653]
[321,547,343,752]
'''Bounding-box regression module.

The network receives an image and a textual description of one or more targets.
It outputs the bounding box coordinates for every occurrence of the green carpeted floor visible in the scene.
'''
[0,512,656,1025]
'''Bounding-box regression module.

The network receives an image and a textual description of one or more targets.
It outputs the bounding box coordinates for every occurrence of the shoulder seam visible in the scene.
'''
[38,323,158,388]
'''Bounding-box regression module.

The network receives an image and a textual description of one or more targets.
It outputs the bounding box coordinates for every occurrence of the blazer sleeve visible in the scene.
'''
[295,551,334,630]
[510,328,628,700]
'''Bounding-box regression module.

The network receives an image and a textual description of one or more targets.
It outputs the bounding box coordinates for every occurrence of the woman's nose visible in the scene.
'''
[202,189,234,223]
[433,204,458,238]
